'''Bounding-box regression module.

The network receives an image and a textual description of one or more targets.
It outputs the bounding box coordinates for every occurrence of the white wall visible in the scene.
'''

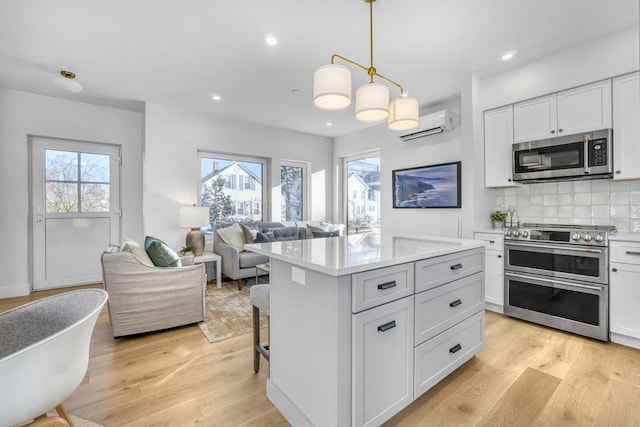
[473,25,640,230]
[333,97,471,238]
[0,89,143,298]
[143,102,333,250]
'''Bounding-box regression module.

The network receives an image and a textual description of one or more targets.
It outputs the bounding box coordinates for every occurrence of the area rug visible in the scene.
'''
[198,280,268,343]
[36,414,103,427]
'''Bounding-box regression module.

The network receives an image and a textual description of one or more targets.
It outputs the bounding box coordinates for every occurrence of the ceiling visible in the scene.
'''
[0,1,638,138]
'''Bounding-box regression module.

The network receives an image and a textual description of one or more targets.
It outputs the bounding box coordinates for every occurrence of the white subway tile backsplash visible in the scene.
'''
[592,205,609,218]
[558,182,575,194]
[529,184,545,195]
[591,180,610,192]
[544,206,559,217]
[610,205,630,219]
[574,193,592,205]
[530,195,544,206]
[591,192,610,205]
[575,206,592,218]
[543,182,559,194]
[530,206,544,217]
[559,194,575,205]
[574,181,592,193]
[610,192,630,205]
[493,179,640,231]
[559,206,575,218]
[610,181,629,192]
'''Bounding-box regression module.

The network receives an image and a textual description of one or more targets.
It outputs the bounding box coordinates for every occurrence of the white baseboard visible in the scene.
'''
[0,282,31,299]
[485,302,504,314]
[611,332,640,350]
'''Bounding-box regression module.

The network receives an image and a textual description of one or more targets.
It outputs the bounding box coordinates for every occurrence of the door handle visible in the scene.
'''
[449,343,462,354]
[377,320,397,332]
[377,281,397,290]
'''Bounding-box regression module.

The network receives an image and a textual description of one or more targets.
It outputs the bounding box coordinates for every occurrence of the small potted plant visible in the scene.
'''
[179,246,196,257]
[490,211,506,228]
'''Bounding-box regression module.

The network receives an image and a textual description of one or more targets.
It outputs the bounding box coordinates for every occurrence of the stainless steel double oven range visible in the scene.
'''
[504,223,616,341]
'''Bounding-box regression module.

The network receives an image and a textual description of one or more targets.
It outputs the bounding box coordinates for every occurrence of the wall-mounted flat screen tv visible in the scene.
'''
[392,161,461,208]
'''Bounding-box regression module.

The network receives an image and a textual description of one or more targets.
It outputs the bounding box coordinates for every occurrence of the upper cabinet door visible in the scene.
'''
[484,105,518,188]
[513,94,557,143]
[612,72,640,181]
[557,79,612,136]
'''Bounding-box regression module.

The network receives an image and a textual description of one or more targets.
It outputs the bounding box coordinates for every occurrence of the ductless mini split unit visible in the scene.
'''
[398,110,453,142]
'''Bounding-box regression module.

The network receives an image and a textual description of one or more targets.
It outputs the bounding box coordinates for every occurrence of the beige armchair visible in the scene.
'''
[101,251,206,338]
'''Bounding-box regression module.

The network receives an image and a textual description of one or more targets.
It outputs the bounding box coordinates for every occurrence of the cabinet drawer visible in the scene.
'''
[415,272,484,346]
[353,296,414,427]
[474,233,504,251]
[415,248,484,293]
[610,241,640,265]
[414,311,484,398]
[352,263,414,313]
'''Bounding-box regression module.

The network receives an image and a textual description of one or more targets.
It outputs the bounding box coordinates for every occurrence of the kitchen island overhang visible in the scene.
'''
[245,233,486,427]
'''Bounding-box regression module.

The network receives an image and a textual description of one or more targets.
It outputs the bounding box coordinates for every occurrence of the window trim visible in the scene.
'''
[342,151,381,235]
[280,160,309,222]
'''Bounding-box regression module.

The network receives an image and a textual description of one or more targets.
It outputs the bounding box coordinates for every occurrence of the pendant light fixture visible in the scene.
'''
[52,70,83,93]
[313,0,419,131]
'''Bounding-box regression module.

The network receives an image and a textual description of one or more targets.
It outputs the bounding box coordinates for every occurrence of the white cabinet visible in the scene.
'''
[610,240,640,349]
[514,80,612,143]
[353,296,414,427]
[484,105,517,188]
[474,232,504,312]
[514,94,557,143]
[612,72,640,180]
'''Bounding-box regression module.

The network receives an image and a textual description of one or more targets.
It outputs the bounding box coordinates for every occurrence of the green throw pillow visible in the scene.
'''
[144,236,182,267]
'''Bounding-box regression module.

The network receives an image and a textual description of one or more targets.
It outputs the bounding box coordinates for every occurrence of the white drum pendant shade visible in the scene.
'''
[313,64,352,110]
[388,96,419,130]
[355,83,389,122]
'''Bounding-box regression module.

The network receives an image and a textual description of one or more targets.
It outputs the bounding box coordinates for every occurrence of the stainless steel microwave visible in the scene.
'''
[512,128,613,183]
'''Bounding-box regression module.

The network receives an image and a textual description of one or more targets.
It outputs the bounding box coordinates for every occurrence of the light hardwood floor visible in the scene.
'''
[2,285,640,427]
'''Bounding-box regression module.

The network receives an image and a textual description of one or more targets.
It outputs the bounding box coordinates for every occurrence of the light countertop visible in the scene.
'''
[609,232,640,243]
[245,233,484,276]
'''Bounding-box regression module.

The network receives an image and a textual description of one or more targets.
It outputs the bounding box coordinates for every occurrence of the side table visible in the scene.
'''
[194,252,222,288]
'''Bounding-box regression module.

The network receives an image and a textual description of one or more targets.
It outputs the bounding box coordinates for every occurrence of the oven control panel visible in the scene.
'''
[505,226,610,246]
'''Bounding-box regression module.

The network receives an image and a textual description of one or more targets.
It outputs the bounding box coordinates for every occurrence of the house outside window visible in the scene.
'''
[281,161,307,222]
[345,153,380,234]
[200,154,266,224]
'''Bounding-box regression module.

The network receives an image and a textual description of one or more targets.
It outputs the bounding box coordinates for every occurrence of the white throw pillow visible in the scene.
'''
[121,238,154,267]
[217,223,245,251]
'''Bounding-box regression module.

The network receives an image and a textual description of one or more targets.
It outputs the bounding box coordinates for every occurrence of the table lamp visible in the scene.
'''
[179,206,210,256]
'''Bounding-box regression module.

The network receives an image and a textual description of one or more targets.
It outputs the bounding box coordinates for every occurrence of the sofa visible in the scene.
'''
[101,238,206,338]
[212,221,343,290]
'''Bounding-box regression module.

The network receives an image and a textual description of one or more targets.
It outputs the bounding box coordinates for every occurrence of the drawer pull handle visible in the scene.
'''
[450,263,463,271]
[489,240,495,244]
[498,255,502,258]
[612,268,618,272]
[449,299,462,308]
[626,251,640,256]
[377,281,397,290]
[377,320,397,332]
[449,343,462,354]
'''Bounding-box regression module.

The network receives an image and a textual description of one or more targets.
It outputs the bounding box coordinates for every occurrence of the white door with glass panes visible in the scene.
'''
[31,137,121,290]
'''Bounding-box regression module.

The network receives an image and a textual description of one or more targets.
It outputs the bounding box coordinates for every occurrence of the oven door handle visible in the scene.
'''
[505,242,603,254]
[506,272,604,292]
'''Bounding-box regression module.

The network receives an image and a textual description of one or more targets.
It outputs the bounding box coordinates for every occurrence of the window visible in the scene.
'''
[344,153,380,234]
[45,149,110,213]
[281,161,307,222]
[200,153,266,223]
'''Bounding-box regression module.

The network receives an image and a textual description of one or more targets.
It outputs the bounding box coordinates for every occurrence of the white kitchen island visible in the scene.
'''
[245,233,486,427]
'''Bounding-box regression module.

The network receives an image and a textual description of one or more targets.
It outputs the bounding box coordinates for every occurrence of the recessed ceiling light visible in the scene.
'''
[211,94,221,101]
[501,51,516,61]
[326,122,333,127]
[266,36,277,46]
